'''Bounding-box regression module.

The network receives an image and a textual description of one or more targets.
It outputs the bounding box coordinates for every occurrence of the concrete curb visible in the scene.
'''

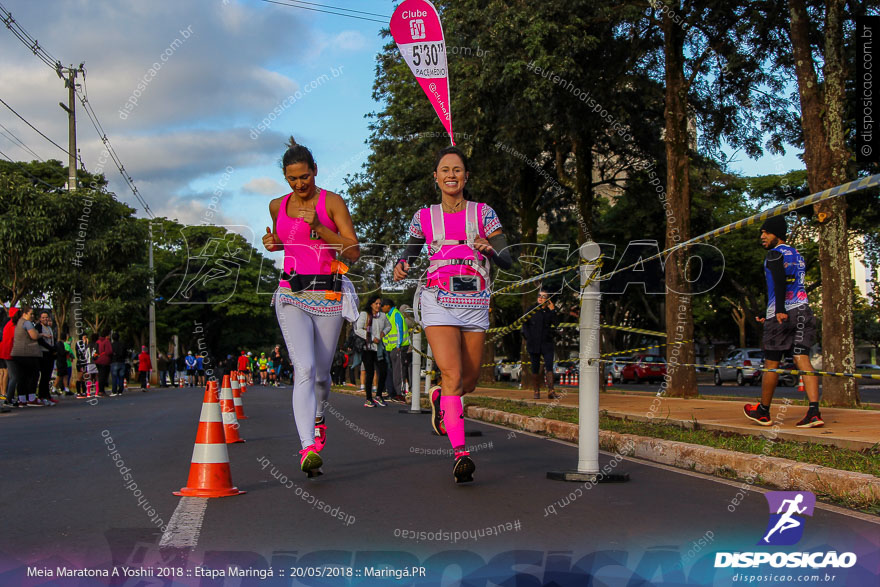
[465,405,880,505]
[329,387,878,504]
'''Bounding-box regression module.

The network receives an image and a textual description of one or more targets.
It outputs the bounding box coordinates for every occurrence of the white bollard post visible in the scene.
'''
[424,346,434,396]
[403,329,428,414]
[578,242,602,474]
[547,241,628,483]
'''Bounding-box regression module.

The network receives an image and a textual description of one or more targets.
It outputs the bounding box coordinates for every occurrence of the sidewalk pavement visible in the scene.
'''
[470,386,880,452]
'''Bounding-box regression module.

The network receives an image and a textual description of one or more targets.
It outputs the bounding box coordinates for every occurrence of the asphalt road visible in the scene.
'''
[1,386,877,586]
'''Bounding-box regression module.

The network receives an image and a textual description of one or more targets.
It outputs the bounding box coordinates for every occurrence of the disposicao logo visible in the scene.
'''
[714,491,857,570]
[760,491,814,546]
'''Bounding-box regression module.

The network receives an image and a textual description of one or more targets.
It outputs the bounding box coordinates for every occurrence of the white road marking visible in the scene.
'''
[158,497,208,549]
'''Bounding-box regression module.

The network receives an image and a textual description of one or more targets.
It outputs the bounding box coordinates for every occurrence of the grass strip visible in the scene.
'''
[463,396,880,478]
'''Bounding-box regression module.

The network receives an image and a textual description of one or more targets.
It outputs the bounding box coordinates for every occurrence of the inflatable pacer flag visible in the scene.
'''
[390,0,454,145]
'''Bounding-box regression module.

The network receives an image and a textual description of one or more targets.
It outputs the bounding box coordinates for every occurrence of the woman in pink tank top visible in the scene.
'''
[262,139,360,477]
[393,146,513,484]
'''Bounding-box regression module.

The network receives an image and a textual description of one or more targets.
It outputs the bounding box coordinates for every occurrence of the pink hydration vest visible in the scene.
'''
[419,201,491,292]
[276,189,338,290]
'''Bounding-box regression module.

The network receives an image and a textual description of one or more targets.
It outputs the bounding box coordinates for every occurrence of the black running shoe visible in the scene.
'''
[453,451,475,484]
[795,410,824,428]
[429,386,446,436]
[743,403,772,426]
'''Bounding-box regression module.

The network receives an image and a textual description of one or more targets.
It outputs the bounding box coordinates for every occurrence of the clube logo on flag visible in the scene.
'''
[390,0,454,145]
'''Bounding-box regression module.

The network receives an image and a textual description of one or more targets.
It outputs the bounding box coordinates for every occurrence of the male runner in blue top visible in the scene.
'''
[743,216,823,428]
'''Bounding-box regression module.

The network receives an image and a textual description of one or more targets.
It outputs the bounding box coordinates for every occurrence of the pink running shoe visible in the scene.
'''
[314,423,327,452]
[299,445,323,478]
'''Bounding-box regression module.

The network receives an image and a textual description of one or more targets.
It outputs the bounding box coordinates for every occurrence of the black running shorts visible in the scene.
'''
[763,305,815,355]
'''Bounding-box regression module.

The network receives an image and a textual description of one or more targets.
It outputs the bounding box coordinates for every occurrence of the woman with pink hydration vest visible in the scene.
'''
[262,139,360,478]
[394,146,513,484]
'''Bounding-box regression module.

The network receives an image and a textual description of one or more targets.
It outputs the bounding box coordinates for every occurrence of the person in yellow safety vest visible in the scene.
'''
[381,298,410,403]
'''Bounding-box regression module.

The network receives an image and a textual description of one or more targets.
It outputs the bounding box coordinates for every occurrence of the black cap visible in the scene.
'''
[760,216,787,240]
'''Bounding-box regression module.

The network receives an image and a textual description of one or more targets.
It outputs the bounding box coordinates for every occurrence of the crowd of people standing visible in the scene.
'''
[0,307,292,410]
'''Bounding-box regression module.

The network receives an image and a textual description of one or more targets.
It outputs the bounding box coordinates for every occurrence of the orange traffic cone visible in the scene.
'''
[174,381,245,497]
[797,376,805,393]
[179,377,185,388]
[607,372,613,386]
[573,372,579,386]
[220,375,245,443]
[231,378,247,420]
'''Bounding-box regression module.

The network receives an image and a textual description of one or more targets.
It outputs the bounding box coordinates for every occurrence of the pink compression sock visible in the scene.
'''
[440,395,465,450]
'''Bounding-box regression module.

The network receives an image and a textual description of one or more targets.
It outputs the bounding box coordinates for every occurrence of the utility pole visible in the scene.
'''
[57,64,82,192]
[149,219,158,385]
[58,64,83,349]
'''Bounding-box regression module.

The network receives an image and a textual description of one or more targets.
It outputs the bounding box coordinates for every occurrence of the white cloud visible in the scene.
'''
[333,30,368,51]
[242,177,284,196]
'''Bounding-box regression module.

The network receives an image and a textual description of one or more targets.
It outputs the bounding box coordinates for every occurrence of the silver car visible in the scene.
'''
[494,357,522,382]
[714,348,764,386]
[603,356,634,383]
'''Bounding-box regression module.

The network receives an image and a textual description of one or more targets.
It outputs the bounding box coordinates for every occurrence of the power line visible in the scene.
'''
[258,0,389,24]
[0,2,61,71]
[283,0,389,18]
[0,96,72,158]
[0,5,153,216]
[76,70,154,217]
[0,148,61,190]
[0,121,43,161]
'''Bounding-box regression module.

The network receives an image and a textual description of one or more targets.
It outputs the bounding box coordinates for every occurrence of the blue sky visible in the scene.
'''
[0,0,804,243]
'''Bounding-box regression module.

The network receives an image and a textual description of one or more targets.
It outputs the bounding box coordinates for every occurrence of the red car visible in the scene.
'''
[620,354,667,384]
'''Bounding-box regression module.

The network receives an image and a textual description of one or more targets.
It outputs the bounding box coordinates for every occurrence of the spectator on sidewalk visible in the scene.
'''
[0,308,8,407]
[95,330,112,397]
[1,309,20,407]
[521,289,561,399]
[196,352,206,387]
[176,354,187,386]
[184,351,196,387]
[110,332,126,395]
[157,353,169,387]
[11,307,44,406]
[356,295,390,407]
[381,298,409,403]
[137,346,152,391]
[54,329,73,395]
[75,333,95,398]
[35,311,58,405]
[399,304,413,394]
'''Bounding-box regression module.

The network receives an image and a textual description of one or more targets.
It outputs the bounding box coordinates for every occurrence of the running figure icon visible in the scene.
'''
[762,494,807,544]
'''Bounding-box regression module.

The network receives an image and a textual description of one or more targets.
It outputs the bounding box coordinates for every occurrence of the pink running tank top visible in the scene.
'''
[276,189,338,289]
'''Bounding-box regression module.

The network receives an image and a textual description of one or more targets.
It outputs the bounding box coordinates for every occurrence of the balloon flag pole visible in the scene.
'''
[390,0,454,146]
